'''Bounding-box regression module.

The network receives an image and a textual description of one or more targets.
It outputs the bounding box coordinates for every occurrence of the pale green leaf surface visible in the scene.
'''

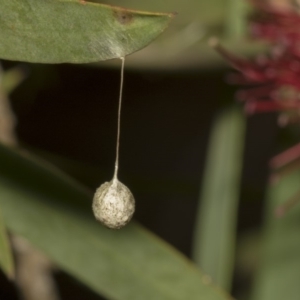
[225,0,248,40]
[0,0,174,63]
[94,0,226,25]
[95,0,265,71]
[0,144,232,300]
[192,107,246,290]
[0,208,14,280]
[252,170,300,300]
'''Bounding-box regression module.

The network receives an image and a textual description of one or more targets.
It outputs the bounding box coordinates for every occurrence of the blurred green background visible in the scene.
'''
[1,0,299,299]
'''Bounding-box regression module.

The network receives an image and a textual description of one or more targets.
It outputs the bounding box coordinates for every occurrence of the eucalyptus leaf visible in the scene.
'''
[0,144,233,300]
[192,107,246,290]
[0,0,174,63]
[252,170,300,300]
[96,0,264,70]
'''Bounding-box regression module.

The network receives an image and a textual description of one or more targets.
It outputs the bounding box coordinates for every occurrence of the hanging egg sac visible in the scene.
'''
[92,179,135,229]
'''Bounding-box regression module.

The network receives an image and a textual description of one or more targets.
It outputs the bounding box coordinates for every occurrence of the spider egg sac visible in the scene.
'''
[92,179,135,229]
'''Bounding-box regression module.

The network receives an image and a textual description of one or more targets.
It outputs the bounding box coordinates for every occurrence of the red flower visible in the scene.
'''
[212,1,300,215]
[211,2,300,117]
[249,1,300,57]
[211,38,300,116]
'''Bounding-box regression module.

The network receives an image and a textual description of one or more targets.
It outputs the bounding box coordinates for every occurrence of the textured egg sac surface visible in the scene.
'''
[92,179,135,229]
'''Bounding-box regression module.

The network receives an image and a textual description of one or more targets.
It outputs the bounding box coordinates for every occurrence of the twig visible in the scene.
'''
[12,236,60,300]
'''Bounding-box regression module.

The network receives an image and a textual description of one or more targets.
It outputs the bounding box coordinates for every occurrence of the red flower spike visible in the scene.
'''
[249,1,300,56]
[210,0,300,192]
[210,36,300,115]
[212,1,300,207]
[210,1,300,117]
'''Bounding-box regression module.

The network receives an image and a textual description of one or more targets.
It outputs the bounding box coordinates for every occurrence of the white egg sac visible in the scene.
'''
[92,179,135,229]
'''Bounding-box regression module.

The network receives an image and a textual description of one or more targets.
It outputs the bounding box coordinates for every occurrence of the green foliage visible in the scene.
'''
[0,144,232,300]
[0,1,299,299]
[0,0,174,63]
[193,107,245,290]
[252,170,300,300]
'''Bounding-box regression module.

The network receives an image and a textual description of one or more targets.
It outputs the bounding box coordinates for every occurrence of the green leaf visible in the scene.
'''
[192,107,246,290]
[0,208,14,280]
[93,0,266,71]
[0,144,233,300]
[225,0,248,40]
[0,0,174,63]
[252,170,300,300]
